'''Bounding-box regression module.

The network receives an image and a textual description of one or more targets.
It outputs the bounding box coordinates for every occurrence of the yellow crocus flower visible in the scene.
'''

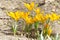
[34,14,41,22]
[45,13,55,21]
[40,16,46,23]
[45,14,50,20]
[21,12,30,19]
[48,12,59,21]
[15,11,21,19]
[7,11,21,21]
[24,2,34,11]
[25,17,34,24]
[38,14,45,23]
[33,13,46,23]
[33,17,37,22]
[49,14,54,21]
[20,12,33,24]
[52,13,59,21]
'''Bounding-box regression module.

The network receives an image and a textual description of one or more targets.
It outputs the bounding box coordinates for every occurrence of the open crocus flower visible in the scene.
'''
[45,14,50,20]
[50,12,59,21]
[21,12,30,19]
[25,17,34,24]
[7,11,21,21]
[21,12,34,24]
[24,2,34,11]
[33,13,46,23]
[45,13,59,21]
[19,12,33,24]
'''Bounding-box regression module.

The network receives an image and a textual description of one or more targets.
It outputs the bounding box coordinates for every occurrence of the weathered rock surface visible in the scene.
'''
[0,0,60,40]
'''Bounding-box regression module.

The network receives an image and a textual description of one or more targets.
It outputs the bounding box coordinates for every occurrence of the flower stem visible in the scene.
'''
[12,21,17,36]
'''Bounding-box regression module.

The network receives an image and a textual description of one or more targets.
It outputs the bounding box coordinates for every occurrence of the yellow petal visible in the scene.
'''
[48,28,52,36]
[15,11,21,18]
[34,8,41,14]
[24,3,31,10]
[7,11,21,21]
[7,12,16,19]
[15,11,21,21]
[24,2,35,11]
[30,2,34,8]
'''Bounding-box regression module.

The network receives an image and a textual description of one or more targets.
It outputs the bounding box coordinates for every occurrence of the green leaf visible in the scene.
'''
[34,21,39,30]
[11,21,18,35]
[24,24,32,32]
